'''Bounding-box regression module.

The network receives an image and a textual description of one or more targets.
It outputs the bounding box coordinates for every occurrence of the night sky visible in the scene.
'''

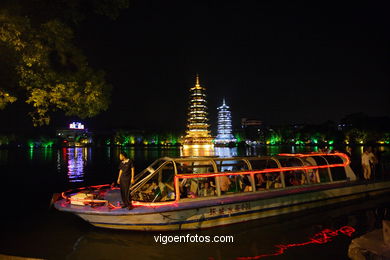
[2,1,390,132]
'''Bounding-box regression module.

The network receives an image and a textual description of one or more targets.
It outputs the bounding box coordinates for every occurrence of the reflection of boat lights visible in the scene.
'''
[235,226,355,260]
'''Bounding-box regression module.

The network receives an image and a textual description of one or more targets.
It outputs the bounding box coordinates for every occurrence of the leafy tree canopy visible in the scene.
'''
[0,0,129,126]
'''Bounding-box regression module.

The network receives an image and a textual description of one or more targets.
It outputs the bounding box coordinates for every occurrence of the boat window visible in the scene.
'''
[212,160,253,194]
[326,155,347,181]
[132,162,176,202]
[215,160,249,172]
[179,176,217,199]
[249,159,276,170]
[284,170,307,187]
[149,159,166,172]
[278,158,302,167]
[310,156,331,183]
[218,173,254,194]
[176,161,214,174]
[278,158,308,187]
[306,168,320,184]
[249,159,282,190]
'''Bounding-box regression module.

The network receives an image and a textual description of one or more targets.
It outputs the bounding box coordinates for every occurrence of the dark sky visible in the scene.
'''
[2,0,390,132]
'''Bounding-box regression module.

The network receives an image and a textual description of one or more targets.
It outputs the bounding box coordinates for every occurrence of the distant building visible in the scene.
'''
[56,122,92,146]
[215,99,236,145]
[183,75,213,149]
[241,118,263,142]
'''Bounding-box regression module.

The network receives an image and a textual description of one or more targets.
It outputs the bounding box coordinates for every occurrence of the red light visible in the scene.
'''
[236,226,356,260]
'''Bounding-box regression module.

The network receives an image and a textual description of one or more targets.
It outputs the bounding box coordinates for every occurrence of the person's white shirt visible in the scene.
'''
[361,152,375,165]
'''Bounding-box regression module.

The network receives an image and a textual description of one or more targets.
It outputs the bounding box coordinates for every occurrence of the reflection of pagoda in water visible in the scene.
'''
[183,75,213,149]
[215,99,236,145]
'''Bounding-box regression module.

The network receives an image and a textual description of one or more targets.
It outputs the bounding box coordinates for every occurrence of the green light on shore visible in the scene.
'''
[234,133,242,143]
[42,141,53,148]
[169,135,178,145]
[328,140,334,145]
[269,134,281,145]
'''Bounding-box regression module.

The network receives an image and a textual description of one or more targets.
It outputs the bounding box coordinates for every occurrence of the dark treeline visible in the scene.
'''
[0,113,389,148]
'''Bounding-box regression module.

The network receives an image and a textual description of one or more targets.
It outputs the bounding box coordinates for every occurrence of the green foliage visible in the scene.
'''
[27,136,55,148]
[112,130,181,146]
[345,128,367,144]
[0,13,111,125]
[0,0,130,126]
[0,134,15,146]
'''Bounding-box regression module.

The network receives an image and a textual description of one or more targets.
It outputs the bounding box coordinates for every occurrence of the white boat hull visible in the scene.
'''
[60,181,390,231]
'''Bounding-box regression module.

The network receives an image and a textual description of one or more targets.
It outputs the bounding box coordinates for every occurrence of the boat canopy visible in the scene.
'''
[130,153,355,204]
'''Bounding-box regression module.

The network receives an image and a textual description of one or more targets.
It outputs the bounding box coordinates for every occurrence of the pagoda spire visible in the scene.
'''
[183,74,213,148]
[215,99,236,145]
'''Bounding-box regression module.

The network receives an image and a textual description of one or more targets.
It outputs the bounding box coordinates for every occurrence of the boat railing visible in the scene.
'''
[131,153,352,206]
[59,153,354,208]
[130,159,174,195]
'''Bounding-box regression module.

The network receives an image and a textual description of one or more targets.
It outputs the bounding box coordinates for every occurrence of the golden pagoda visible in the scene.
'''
[183,75,214,149]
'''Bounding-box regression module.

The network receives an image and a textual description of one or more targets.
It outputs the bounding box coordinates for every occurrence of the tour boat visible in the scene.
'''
[54,153,390,231]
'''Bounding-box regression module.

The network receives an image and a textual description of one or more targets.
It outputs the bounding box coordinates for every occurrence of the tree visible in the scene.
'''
[0,0,129,126]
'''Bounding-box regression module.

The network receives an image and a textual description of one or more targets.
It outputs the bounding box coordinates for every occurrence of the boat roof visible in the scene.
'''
[155,153,345,163]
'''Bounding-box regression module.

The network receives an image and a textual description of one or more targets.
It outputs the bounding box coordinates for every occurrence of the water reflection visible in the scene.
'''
[0,145,389,260]
[180,146,240,157]
[29,147,33,160]
[14,145,390,185]
[63,197,389,260]
[180,146,215,156]
[214,147,238,157]
[57,147,89,183]
[68,148,86,183]
[0,149,8,165]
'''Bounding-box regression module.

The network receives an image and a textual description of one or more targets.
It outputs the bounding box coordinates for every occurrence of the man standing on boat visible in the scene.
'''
[117,152,135,209]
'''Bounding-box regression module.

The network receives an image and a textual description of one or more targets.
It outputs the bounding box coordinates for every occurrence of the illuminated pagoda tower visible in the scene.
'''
[215,99,236,145]
[183,75,213,149]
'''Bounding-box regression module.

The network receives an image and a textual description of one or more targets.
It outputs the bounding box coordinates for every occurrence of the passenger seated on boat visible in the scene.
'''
[286,172,306,186]
[218,175,231,194]
[157,182,176,201]
[300,173,307,184]
[308,170,319,183]
[256,173,266,190]
[140,182,158,194]
[198,181,215,197]
[179,179,198,198]
[265,173,282,189]
[238,174,252,192]
[179,179,190,198]
[133,182,158,202]
[288,176,300,186]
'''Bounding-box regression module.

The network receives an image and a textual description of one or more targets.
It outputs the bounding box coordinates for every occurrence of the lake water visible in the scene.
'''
[0,146,389,259]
